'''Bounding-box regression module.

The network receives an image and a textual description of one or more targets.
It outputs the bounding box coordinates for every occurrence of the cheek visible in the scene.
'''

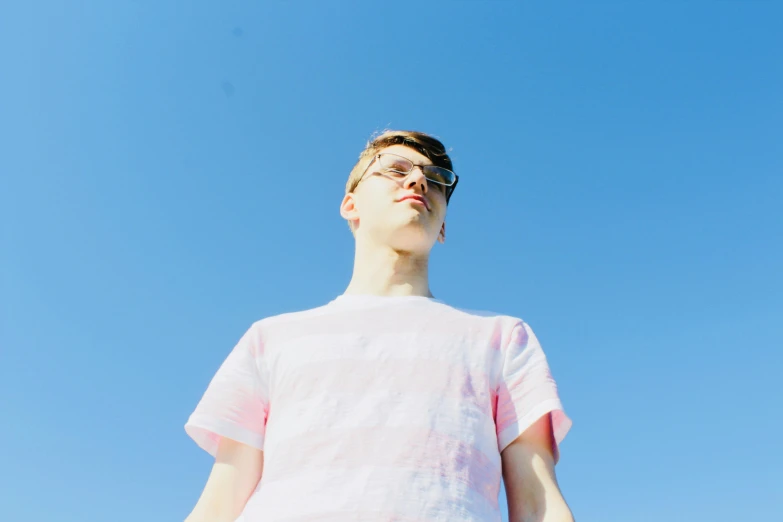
[361,182,398,206]
[355,192,394,221]
[430,196,448,219]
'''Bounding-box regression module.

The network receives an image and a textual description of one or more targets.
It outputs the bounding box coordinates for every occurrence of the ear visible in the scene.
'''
[340,192,360,228]
[437,221,446,244]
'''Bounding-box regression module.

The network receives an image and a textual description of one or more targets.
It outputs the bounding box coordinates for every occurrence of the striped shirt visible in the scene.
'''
[185,294,571,521]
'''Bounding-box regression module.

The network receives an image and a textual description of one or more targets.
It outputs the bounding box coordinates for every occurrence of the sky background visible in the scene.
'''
[1,1,781,521]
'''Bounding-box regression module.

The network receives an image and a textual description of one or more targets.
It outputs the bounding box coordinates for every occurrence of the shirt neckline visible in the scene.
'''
[329,294,443,307]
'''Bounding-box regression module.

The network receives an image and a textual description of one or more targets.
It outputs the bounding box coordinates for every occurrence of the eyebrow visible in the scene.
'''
[384,152,434,167]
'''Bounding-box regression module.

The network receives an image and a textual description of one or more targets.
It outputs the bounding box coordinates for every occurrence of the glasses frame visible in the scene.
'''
[357,153,459,203]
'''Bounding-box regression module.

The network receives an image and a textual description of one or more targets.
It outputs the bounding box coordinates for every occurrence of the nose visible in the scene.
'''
[404,167,428,193]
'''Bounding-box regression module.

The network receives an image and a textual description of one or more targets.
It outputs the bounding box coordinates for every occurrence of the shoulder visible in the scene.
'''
[253,303,335,328]
[246,301,349,345]
[439,302,528,338]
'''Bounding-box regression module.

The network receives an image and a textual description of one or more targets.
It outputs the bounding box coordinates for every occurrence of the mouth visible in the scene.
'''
[399,195,430,211]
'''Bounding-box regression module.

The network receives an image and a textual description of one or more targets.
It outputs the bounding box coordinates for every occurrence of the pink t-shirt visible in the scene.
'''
[185,294,571,521]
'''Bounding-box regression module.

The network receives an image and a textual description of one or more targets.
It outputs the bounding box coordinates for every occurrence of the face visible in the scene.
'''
[340,144,448,253]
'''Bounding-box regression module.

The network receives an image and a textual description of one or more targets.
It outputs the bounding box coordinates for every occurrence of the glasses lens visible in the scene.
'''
[379,154,413,174]
[423,166,456,187]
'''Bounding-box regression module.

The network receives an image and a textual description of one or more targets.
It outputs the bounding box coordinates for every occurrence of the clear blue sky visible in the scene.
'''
[1,1,781,521]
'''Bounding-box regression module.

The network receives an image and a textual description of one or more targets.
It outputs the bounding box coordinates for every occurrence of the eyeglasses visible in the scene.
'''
[359,153,459,202]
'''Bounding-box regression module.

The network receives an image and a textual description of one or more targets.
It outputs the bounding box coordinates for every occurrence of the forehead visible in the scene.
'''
[378,144,432,166]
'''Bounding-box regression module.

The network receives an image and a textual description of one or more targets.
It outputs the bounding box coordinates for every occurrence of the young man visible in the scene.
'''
[184,130,574,522]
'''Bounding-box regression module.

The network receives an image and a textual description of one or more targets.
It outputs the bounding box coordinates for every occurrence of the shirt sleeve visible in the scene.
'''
[184,323,270,457]
[495,321,572,461]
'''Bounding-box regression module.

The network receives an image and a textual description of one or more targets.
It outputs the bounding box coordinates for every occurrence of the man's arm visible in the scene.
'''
[185,437,264,522]
[501,414,574,522]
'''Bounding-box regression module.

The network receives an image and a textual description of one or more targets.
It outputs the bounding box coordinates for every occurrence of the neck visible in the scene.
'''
[344,238,433,298]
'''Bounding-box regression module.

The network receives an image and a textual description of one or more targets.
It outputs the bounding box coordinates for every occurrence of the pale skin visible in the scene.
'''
[185,144,573,522]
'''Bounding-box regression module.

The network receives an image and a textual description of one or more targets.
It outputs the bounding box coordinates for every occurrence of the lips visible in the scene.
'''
[399,195,430,210]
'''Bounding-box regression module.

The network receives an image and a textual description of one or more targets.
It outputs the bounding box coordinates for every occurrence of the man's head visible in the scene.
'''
[340,130,457,254]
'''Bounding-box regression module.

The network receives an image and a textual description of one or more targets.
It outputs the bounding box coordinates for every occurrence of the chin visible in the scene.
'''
[384,228,437,254]
[361,215,438,252]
